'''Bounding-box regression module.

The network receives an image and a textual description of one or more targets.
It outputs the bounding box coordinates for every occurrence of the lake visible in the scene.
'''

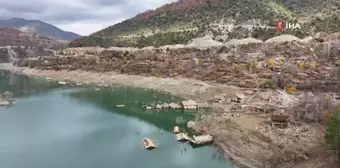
[0,70,234,168]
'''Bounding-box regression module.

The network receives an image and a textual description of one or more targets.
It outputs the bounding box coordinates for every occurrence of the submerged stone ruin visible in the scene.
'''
[0,91,13,106]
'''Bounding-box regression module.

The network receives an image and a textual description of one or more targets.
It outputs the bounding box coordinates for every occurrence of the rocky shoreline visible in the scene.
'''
[1,63,332,168]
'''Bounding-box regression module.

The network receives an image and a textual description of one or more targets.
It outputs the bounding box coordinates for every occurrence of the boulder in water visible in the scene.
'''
[2,91,13,101]
[0,91,13,106]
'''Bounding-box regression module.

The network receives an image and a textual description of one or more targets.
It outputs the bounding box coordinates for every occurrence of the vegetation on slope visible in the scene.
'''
[69,0,340,48]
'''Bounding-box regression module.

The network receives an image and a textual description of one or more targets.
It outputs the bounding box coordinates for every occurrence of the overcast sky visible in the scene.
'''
[0,0,177,36]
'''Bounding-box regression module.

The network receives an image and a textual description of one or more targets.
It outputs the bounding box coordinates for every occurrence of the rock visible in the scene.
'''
[0,101,10,106]
[155,104,163,109]
[187,121,195,128]
[2,91,13,101]
[198,102,209,108]
[58,81,67,85]
[169,102,181,109]
[162,103,170,108]
[145,106,153,110]
[173,126,180,133]
[305,92,314,98]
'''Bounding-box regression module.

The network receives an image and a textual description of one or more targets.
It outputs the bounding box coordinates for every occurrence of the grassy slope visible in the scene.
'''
[69,0,340,48]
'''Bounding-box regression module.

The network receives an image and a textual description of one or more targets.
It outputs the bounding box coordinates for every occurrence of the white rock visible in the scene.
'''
[145,106,153,110]
[173,126,180,133]
[58,81,67,85]
[0,101,10,106]
[162,103,170,108]
[169,102,181,109]
[187,121,195,128]
[155,104,163,109]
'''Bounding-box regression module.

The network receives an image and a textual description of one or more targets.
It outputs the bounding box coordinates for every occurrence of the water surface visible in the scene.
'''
[0,70,233,168]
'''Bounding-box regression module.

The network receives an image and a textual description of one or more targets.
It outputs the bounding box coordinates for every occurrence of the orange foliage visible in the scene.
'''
[322,111,333,122]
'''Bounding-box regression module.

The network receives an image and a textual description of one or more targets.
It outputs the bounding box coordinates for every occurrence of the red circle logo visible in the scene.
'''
[276,20,285,32]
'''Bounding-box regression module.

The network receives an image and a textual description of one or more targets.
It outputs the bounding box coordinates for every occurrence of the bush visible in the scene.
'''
[267,58,275,70]
[246,61,256,71]
[263,79,277,89]
[325,104,340,161]
[286,86,297,94]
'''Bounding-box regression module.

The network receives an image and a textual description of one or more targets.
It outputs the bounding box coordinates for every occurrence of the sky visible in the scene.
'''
[0,0,177,36]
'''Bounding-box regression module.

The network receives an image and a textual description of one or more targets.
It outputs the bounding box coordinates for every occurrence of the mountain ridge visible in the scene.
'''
[0,18,81,41]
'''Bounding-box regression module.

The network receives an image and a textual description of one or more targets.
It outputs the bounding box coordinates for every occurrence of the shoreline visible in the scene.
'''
[0,63,216,99]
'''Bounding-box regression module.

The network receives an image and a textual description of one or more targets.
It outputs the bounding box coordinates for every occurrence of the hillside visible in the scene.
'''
[0,18,81,41]
[69,0,340,48]
[0,27,64,63]
[0,27,66,49]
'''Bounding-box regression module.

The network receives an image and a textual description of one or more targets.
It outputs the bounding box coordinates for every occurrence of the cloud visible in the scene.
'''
[0,0,177,36]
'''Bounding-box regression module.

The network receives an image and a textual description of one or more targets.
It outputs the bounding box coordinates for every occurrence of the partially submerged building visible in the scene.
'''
[271,111,290,128]
[191,135,213,145]
[141,138,157,150]
[231,93,245,103]
[176,133,191,142]
[181,100,197,109]
[213,95,225,103]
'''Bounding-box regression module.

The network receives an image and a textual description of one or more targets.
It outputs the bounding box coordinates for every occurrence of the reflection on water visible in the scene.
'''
[0,70,62,97]
[69,88,194,132]
[0,70,234,168]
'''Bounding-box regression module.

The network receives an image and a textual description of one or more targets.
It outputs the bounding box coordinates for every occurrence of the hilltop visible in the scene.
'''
[0,18,81,41]
[69,0,340,48]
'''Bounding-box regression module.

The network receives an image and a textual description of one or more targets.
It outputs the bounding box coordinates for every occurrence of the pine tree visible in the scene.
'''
[325,105,340,161]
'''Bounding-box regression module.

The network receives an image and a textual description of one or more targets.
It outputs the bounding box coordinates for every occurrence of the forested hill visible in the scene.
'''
[69,0,340,48]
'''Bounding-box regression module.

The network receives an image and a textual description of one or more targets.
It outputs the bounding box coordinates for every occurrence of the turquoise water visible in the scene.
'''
[0,70,233,168]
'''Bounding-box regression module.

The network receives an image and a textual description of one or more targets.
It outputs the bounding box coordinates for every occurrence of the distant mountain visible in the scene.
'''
[0,18,81,41]
[0,27,66,49]
[69,0,340,48]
